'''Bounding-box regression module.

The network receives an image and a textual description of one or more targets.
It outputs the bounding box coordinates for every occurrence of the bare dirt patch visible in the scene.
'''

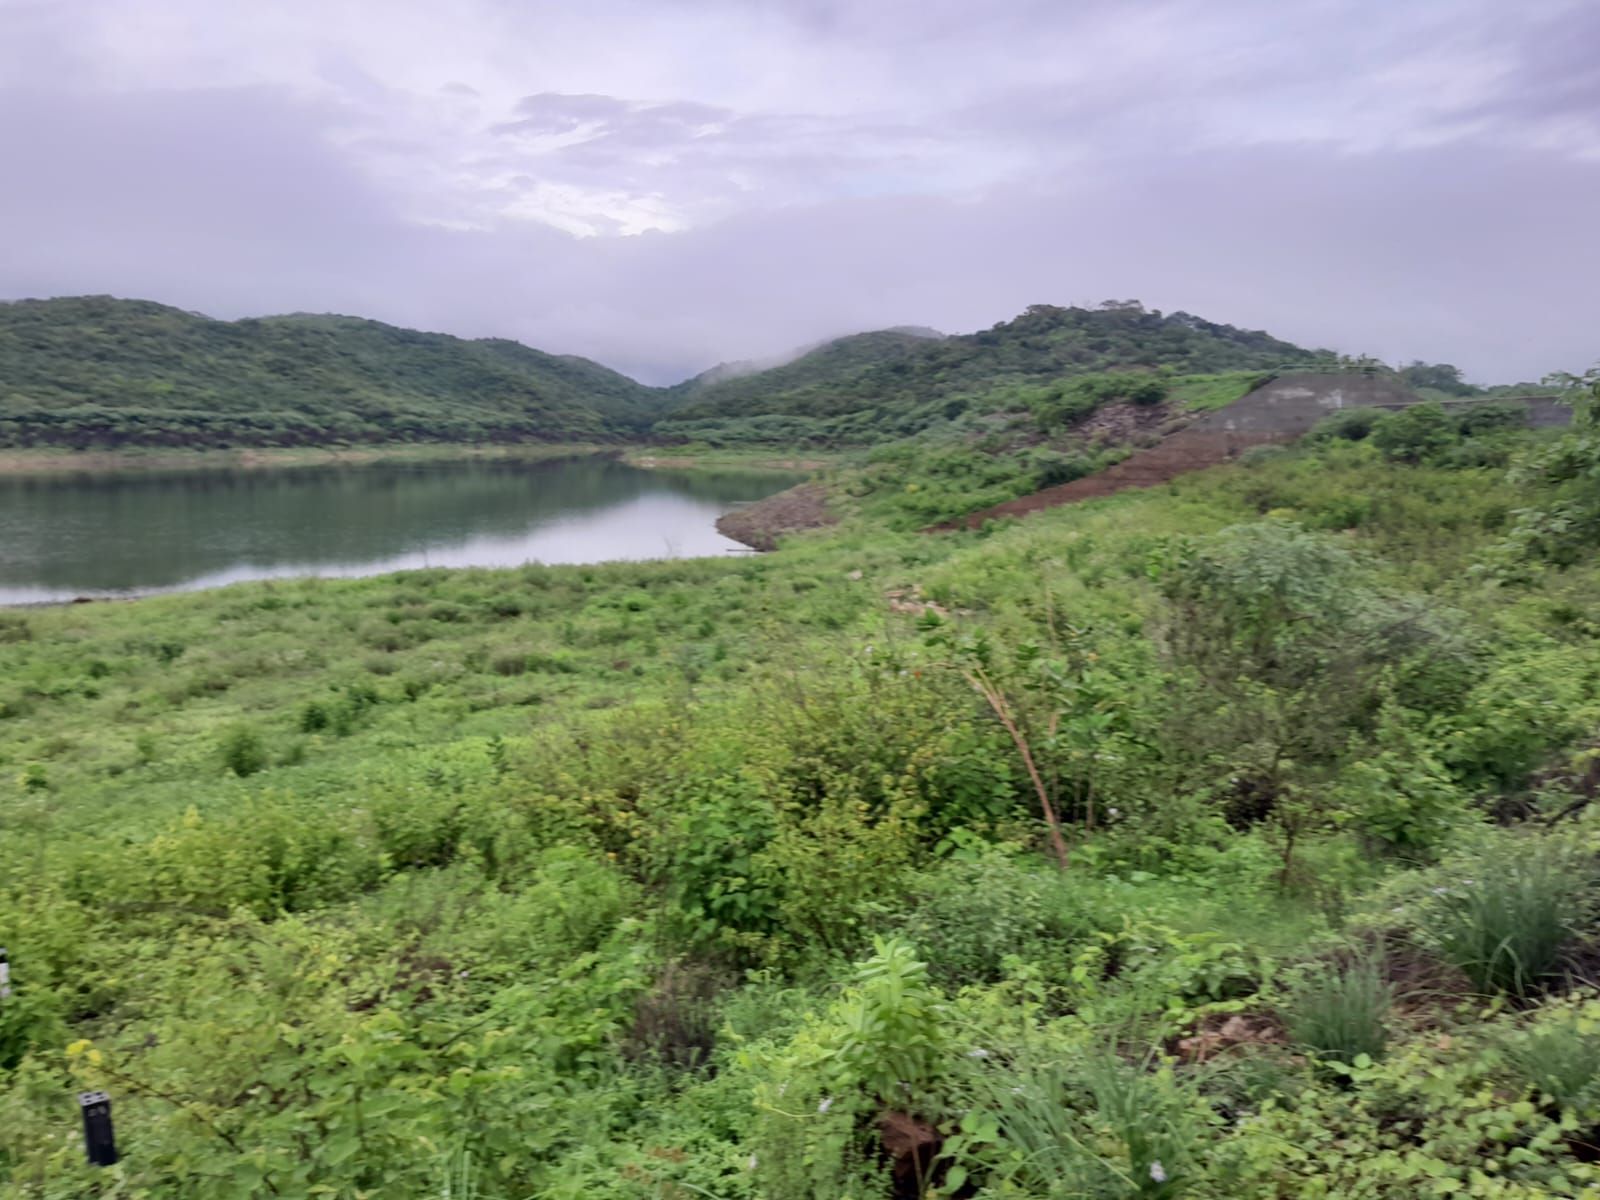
[717,481,836,550]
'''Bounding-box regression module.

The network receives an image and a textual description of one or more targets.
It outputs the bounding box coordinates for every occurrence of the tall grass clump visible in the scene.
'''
[1284,957,1392,1065]
[952,1049,1207,1198]
[1429,840,1588,998]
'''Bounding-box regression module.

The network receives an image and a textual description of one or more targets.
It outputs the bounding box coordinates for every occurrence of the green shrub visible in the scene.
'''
[1284,957,1393,1065]
[1028,372,1169,431]
[0,981,65,1072]
[1454,400,1526,437]
[298,700,330,732]
[895,852,1087,987]
[749,938,949,1199]
[652,772,781,951]
[220,725,267,777]
[1030,449,1093,489]
[1335,705,1466,860]
[1371,402,1455,463]
[490,650,529,676]
[1309,407,1382,442]
[1231,1032,1599,1194]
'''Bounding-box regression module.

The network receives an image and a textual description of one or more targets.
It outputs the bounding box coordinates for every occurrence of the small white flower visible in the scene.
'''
[818,1097,833,1114]
[1108,807,1120,818]
[1149,1161,1167,1184]
[1431,886,1450,897]
[967,1048,991,1059]
[747,1154,758,1171]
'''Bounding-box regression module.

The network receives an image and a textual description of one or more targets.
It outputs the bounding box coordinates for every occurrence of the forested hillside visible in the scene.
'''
[655,302,1328,445]
[0,296,1525,455]
[0,297,661,448]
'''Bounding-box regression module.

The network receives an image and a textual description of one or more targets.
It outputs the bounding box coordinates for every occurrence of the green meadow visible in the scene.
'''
[5,386,1600,1198]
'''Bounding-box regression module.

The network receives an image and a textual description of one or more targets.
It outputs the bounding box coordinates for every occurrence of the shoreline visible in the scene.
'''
[0,442,836,477]
[0,442,609,476]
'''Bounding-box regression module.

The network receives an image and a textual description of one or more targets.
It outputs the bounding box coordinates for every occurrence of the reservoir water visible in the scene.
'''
[0,455,802,604]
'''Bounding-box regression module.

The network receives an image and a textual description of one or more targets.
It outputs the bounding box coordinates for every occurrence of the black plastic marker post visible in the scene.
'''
[78,1091,118,1167]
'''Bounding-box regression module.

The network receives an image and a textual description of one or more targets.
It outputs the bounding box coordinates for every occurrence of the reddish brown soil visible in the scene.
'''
[879,1110,943,1199]
[935,428,1291,531]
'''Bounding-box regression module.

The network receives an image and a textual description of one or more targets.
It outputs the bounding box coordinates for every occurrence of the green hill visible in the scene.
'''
[0,296,661,449]
[0,297,1335,452]
[656,301,1329,444]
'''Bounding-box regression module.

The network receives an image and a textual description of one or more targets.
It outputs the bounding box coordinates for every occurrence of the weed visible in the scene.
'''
[1284,957,1392,1065]
[1429,841,1587,997]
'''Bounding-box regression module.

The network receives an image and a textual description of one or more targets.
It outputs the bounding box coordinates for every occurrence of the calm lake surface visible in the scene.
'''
[0,456,803,604]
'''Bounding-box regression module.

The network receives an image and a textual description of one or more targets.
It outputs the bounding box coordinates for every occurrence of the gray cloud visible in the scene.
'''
[0,0,1595,384]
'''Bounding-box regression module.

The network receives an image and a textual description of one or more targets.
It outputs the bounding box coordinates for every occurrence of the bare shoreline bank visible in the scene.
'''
[0,442,834,477]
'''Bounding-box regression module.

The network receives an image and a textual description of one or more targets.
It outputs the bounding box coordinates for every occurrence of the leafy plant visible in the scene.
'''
[825,936,950,1104]
[1505,1004,1600,1116]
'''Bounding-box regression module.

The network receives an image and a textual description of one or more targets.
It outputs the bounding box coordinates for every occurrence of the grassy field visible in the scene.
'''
[5,412,1600,1198]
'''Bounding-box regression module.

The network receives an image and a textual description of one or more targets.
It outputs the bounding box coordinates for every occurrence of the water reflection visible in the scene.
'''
[0,456,800,603]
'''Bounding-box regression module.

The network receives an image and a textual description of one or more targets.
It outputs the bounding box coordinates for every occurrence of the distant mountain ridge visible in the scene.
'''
[0,295,1327,450]
[665,303,1321,421]
[681,325,946,391]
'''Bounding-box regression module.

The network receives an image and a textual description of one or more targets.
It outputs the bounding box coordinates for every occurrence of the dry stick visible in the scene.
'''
[962,666,1071,871]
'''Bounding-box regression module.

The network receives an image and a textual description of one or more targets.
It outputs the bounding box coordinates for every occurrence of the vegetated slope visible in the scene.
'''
[657,301,1326,444]
[941,370,1432,529]
[8,397,1600,1195]
[0,296,662,448]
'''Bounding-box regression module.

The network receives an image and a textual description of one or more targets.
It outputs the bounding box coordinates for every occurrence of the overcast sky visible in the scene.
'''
[1,0,1595,384]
